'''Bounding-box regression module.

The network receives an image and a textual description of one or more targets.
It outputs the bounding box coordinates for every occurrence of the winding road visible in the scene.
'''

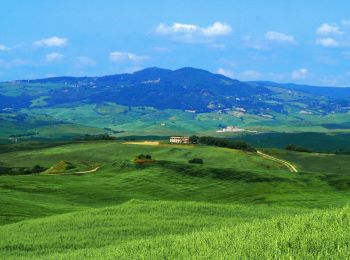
[257,150,298,173]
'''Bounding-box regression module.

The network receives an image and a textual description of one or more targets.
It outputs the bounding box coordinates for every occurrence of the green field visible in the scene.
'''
[1,141,350,258]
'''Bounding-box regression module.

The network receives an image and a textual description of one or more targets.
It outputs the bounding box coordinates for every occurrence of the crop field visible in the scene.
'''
[1,141,350,258]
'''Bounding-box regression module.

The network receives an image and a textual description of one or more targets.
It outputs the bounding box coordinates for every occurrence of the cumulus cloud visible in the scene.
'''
[201,22,232,37]
[265,31,295,43]
[34,36,68,47]
[315,37,339,47]
[315,21,350,48]
[291,68,308,80]
[155,22,232,43]
[76,56,96,66]
[109,51,148,63]
[216,68,235,78]
[45,52,64,62]
[316,23,344,35]
[0,44,9,51]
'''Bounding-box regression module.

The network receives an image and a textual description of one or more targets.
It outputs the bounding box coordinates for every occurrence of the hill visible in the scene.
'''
[1,200,350,259]
[1,140,350,258]
[1,67,350,141]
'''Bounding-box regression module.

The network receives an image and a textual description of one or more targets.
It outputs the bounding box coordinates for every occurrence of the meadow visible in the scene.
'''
[1,141,350,258]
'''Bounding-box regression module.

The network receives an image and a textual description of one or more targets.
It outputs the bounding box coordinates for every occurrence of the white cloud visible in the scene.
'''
[316,23,344,35]
[76,56,96,66]
[155,22,232,43]
[34,36,68,47]
[315,37,338,47]
[109,51,148,63]
[216,68,235,78]
[45,52,64,62]
[0,44,9,51]
[265,31,295,43]
[291,68,308,80]
[201,22,232,37]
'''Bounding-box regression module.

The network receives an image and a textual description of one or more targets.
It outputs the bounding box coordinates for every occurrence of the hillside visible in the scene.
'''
[1,67,350,141]
[1,201,350,259]
[1,141,350,258]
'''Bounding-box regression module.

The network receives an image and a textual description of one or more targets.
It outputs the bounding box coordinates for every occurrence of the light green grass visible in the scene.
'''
[0,200,349,259]
[1,141,350,258]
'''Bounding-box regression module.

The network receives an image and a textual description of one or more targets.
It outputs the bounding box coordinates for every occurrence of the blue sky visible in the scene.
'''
[1,0,350,86]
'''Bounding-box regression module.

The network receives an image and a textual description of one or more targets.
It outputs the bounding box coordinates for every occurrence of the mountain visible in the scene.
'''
[3,67,350,114]
[10,67,271,112]
[1,67,350,139]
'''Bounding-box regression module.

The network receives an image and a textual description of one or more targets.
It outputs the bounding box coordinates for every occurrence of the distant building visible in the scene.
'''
[169,136,190,144]
[216,126,245,133]
[216,126,258,133]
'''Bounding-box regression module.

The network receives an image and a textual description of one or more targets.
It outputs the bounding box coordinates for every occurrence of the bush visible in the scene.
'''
[188,158,203,164]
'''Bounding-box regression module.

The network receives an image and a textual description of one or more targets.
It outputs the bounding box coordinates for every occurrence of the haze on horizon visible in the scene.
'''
[1,0,350,87]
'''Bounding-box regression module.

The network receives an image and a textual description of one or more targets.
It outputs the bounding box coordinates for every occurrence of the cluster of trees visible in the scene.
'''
[136,154,152,160]
[76,134,116,141]
[134,154,153,165]
[285,144,313,153]
[334,149,350,155]
[188,158,203,164]
[189,135,256,152]
[0,165,46,175]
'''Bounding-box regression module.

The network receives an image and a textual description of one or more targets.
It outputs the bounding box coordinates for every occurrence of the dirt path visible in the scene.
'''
[73,166,101,174]
[257,150,298,173]
[41,166,101,176]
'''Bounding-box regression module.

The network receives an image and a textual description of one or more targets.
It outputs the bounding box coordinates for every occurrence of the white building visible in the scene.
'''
[169,136,190,144]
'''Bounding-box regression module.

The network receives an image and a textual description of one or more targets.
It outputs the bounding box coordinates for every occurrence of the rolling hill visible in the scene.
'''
[1,141,350,258]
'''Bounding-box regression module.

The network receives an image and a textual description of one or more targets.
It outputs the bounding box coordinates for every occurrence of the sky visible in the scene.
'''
[1,0,350,86]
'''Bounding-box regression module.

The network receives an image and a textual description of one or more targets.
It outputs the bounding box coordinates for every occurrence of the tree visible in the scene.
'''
[189,135,199,144]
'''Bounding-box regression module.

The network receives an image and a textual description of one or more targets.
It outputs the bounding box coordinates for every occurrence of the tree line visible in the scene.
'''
[189,135,256,152]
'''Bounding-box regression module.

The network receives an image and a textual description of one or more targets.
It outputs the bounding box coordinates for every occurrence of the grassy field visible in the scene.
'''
[1,141,350,258]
